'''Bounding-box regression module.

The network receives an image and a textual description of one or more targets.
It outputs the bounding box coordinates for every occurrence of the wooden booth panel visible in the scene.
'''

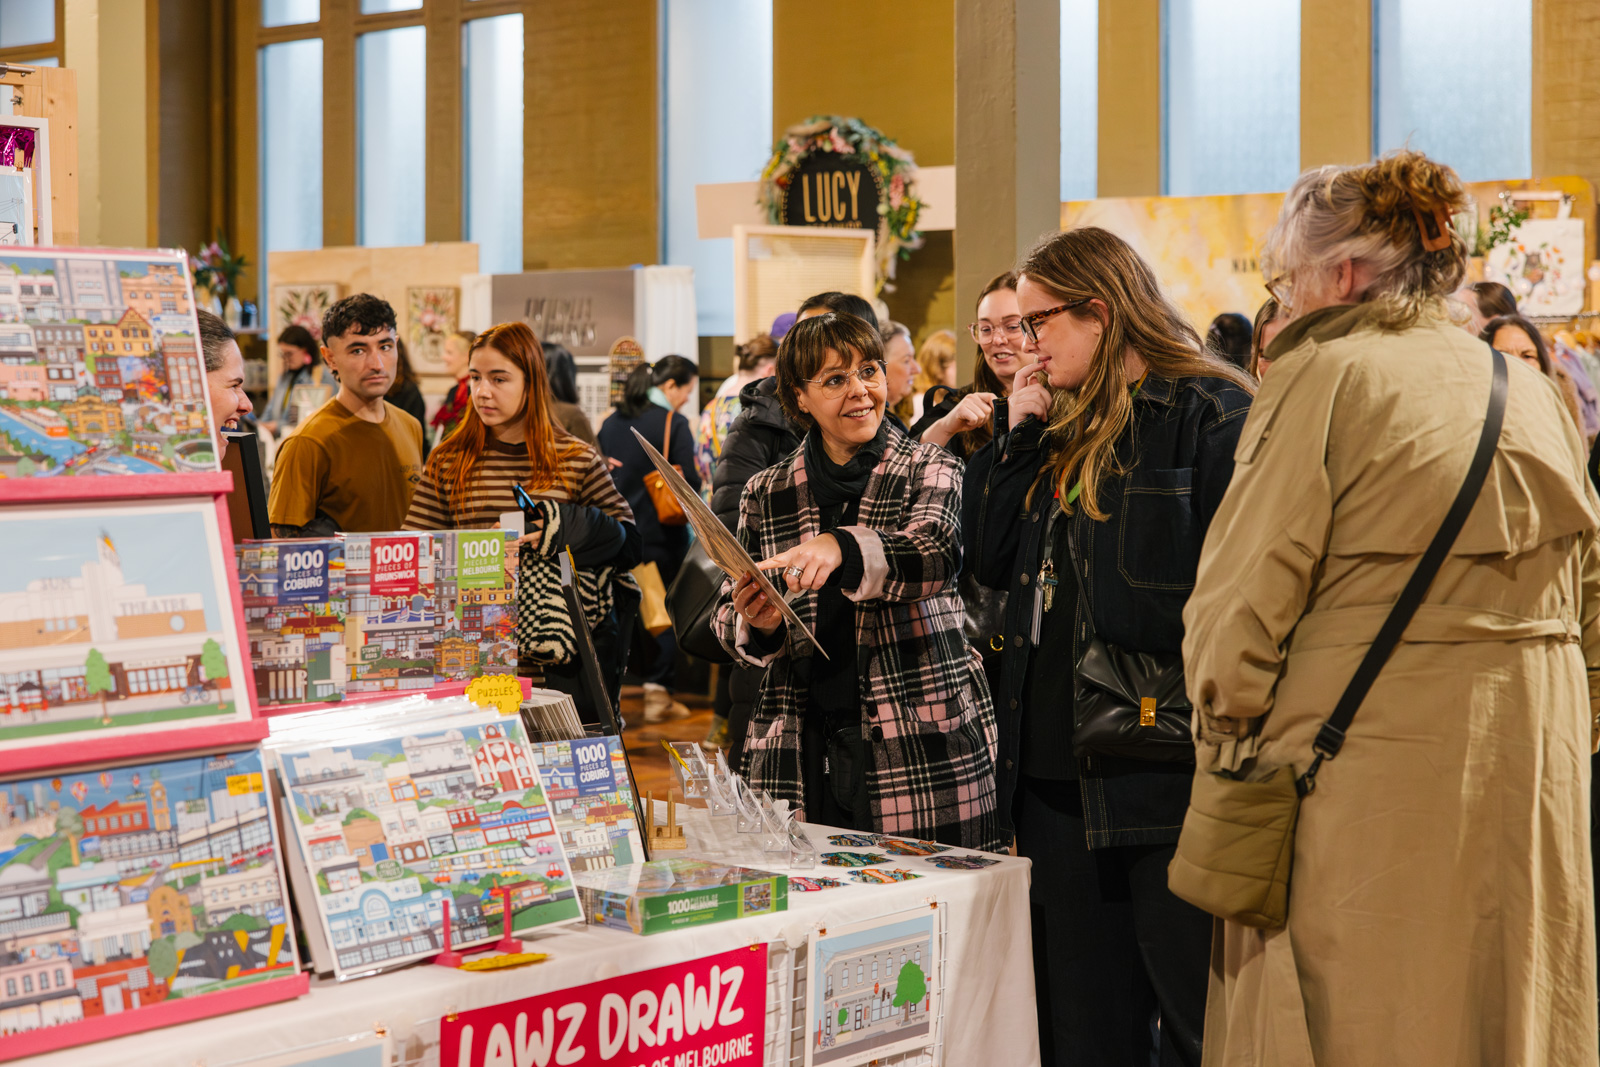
[1,64,79,246]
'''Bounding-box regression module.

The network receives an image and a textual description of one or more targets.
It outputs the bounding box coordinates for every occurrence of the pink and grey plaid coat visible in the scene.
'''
[714,423,1002,852]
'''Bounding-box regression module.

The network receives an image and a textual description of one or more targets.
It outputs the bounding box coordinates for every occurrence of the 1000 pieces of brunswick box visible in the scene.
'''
[574,859,787,935]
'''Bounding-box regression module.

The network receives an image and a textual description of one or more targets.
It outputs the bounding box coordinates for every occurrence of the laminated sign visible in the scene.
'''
[458,529,507,589]
[278,543,332,604]
[370,535,421,596]
[443,944,767,1067]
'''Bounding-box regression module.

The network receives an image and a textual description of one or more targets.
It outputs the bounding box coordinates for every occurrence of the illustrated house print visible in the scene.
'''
[473,723,537,792]
[817,927,934,1059]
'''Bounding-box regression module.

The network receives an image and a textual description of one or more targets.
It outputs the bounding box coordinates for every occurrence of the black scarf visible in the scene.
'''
[804,419,889,509]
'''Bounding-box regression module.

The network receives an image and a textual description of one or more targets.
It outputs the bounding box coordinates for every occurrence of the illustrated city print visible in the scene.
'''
[431,531,518,683]
[341,533,438,697]
[0,751,298,1037]
[275,714,581,979]
[0,249,217,477]
[0,504,252,746]
[528,737,642,873]
[809,912,938,1067]
[236,540,349,708]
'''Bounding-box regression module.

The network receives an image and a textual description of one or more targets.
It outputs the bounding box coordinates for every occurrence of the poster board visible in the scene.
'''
[733,225,875,344]
[804,908,942,1066]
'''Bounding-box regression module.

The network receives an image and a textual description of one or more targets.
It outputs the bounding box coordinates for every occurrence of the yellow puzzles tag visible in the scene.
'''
[226,772,264,795]
[467,673,523,716]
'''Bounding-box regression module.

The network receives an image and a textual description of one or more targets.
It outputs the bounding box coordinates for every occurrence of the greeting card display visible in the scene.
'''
[0,247,217,477]
[0,749,300,1045]
[339,532,437,696]
[0,498,254,758]
[528,735,643,872]
[274,709,581,979]
[432,530,518,682]
[805,909,941,1067]
[236,539,349,707]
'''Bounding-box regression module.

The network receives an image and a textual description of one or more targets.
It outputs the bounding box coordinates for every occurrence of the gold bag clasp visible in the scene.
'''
[1140,697,1157,727]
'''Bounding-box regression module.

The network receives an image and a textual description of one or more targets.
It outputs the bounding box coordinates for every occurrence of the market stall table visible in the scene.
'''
[22,815,1037,1067]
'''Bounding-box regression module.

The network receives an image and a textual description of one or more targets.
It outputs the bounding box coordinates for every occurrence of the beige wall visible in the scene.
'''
[773,0,956,345]
[65,0,153,249]
[1533,0,1600,195]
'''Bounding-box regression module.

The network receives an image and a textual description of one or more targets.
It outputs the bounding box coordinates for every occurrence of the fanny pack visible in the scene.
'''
[1168,345,1507,928]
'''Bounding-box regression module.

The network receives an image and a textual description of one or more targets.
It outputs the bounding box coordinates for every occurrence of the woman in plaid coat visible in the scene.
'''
[714,312,1002,852]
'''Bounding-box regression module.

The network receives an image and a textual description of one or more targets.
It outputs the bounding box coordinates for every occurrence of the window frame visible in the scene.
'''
[0,0,66,68]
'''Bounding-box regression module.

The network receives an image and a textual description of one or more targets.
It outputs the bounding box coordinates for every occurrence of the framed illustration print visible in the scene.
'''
[0,474,264,775]
[406,286,459,377]
[1485,217,1587,317]
[805,908,942,1067]
[272,283,340,343]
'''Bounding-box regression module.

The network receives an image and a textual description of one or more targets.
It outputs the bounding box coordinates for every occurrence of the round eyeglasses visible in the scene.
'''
[802,361,886,399]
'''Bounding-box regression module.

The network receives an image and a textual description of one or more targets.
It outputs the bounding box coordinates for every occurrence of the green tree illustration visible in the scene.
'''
[147,936,179,981]
[84,648,115,725]
[200,638,229,683]
[838,1007,848,1029]
[892,960,927,1022]
[53,806,84,866]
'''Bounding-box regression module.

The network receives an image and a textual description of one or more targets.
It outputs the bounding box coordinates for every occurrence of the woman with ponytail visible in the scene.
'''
[965,227,1254,1065]
[403,322,640,690]
[1184,151,1600,1064]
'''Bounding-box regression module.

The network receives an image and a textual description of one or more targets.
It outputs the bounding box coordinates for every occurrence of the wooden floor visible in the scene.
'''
[618,684,717,802]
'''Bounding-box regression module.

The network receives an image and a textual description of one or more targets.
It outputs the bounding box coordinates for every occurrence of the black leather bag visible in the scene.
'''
[1065,520,1195,762]
[667,540,733,664]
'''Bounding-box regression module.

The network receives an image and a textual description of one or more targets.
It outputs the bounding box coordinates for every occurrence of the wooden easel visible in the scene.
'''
[646,790,687,850]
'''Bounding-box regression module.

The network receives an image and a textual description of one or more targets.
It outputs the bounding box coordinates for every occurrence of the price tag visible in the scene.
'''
[226,772,264,795]
[466,673,522,716]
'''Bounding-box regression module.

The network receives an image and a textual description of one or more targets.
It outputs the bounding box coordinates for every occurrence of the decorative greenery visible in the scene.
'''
[1478,205,1530,258]
[190,231,249,305]
[759,115,924,292]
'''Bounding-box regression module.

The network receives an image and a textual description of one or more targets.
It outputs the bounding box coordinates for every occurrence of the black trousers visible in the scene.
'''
[1015,776,1211,1067]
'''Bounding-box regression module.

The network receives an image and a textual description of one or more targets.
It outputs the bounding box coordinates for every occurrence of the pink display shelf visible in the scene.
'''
[0,971,309,1061]
[258,676,533,719]
[0,472,271,778]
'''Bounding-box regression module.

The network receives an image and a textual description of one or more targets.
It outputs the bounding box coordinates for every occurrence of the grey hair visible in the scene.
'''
[1261,150,1469,331]
[879,319,913,346]
[196,308,236,372]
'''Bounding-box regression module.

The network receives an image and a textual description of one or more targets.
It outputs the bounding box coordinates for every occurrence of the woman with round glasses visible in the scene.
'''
[715,312,1001,851]
[965,227,1254,1065]
[911,271,1027,459]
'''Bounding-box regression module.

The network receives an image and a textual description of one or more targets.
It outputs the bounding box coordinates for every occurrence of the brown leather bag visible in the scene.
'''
[643,414,688,526]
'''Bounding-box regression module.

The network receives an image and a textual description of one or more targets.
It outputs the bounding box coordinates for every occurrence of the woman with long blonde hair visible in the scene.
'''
[965,227,1254,1065]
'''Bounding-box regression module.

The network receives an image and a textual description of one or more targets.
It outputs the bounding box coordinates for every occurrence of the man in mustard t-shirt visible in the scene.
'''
[269,293,424,536]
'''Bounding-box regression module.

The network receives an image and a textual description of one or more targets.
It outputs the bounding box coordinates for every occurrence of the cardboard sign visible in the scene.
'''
[443,944,767,1067]
[458,530,508,589]
[467,673,523,717]
[277,543,333,604]
[370,535,421,597]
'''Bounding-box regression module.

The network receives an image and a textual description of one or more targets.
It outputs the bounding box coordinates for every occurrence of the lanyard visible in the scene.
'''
[1055,373,1146,506]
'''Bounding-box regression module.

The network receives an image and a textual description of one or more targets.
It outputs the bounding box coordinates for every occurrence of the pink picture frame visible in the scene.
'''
[0,472,268,777]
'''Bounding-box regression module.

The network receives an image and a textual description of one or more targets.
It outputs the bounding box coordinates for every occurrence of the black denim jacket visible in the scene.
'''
[965,373,1253,846]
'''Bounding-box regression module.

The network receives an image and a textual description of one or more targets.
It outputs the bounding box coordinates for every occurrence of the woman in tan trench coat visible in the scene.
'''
[1182,150,1600,1065]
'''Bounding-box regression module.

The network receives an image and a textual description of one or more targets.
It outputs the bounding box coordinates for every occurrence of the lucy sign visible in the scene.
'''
[443,945,767,1067]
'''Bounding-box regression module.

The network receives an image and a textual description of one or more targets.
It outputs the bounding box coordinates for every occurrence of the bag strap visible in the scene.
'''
[662,409,674,459]
[1297,346,1508,796]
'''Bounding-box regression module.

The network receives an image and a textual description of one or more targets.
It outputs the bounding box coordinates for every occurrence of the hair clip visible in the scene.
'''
[1411,203,1454,252]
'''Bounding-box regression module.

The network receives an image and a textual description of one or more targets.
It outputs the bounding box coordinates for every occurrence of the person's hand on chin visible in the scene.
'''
[1008,357,1052,429]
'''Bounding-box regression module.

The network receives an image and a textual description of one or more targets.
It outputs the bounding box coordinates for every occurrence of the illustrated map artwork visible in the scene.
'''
[405,287,458,377]
[528,736,642,873]
[0,248,217,477]
[275,713,581,979]
[0,502,253,748]
[0,749,299,1037]
[236,540,348,708]
[806,910,940,1067]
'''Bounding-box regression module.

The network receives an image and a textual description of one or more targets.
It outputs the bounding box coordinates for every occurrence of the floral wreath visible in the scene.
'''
[758,115,924,292]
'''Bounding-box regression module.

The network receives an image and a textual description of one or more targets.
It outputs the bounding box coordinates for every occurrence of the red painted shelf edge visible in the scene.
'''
[0,971,309,1062]
[0,471,234,504]
[257,676,528,719]
[0,719,270,779]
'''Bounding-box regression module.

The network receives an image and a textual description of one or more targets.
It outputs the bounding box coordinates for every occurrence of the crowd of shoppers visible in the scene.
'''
[250,145,1600,1067]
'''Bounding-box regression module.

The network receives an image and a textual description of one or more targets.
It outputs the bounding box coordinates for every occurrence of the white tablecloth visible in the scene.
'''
[29,816,1038,1067]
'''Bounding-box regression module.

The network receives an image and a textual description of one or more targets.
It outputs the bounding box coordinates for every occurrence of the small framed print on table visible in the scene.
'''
[0,472,268,776]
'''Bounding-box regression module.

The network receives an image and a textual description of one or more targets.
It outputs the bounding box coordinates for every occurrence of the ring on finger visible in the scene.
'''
[787,566,804,578]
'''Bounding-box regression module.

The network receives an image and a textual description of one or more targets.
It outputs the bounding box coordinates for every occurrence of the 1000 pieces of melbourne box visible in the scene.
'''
[237,531,517,709]
[274,710,581,980]
[0,749,299,1039]
[575,859,788,936]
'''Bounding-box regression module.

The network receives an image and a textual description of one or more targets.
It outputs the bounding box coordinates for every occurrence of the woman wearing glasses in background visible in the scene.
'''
[965,228,1254,1066]
[911,271,1027,459]
[715,313,1002,852]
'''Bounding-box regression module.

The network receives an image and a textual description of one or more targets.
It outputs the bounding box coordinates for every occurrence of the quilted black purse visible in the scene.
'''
[1065,520,1195,763]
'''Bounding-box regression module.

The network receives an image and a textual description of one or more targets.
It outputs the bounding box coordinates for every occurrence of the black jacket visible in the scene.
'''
[709,376,803,534]
[596,404,701,567]
[965,373,1252,844]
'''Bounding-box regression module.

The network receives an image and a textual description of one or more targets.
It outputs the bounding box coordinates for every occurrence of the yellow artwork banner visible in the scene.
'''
[467,673,523,717]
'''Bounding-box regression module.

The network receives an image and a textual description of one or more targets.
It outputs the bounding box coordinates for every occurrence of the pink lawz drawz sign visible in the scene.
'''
[443,944,768,1067]
[369,535,421,596]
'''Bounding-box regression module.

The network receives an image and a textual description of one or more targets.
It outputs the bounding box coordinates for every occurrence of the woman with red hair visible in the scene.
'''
[404,322,640,707]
